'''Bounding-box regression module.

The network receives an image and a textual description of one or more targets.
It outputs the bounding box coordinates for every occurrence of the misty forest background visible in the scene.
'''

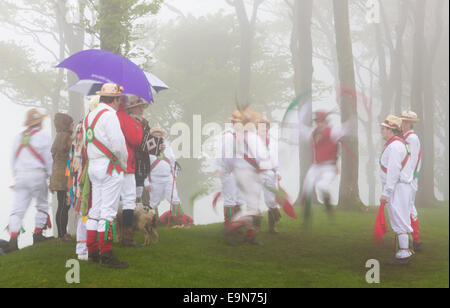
[0,0,448,227]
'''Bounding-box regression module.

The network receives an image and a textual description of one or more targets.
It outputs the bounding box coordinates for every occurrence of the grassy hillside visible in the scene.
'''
[0,203,448,288]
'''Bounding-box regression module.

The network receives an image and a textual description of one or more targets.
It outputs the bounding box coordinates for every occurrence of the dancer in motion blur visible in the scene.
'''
[5,108,53,253]
[297,103,350,222]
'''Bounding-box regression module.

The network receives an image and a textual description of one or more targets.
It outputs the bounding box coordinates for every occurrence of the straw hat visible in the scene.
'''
[125,95,148,110]
[381,115,402,130]
[150,127,166,137]
[24,108,46,127]
[229,108,261,124]
[400,111,420,123]
[96,83,125,97]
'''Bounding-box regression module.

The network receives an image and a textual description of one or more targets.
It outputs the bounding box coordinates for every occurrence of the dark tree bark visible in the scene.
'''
[333,0,363,209]
[411,0,445,207]
[227,0,264,106]
[288,0,313,205]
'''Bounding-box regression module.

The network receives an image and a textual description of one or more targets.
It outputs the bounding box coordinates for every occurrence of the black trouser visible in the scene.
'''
[56,191,69,238]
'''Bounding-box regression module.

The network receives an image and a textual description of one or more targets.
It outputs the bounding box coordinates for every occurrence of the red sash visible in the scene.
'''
[379,136,410,173]
[150,155,171,171]
[243,132,260,171]
[14,129,45,166]
[84,109,123,175]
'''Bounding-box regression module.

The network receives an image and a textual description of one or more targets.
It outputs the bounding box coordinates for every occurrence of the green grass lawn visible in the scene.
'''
[0,202,448,288]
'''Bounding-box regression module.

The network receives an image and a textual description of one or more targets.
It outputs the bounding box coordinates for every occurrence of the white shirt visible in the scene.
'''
[84,103,128,169]
[149,146,176,178]
[402,129,422,191]
[379,138,409,199]
[234,130,274,170]
[258,134,280,173]
[11,127,53,176]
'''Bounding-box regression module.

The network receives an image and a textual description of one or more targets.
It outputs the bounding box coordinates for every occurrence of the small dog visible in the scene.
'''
[116,204,159,246]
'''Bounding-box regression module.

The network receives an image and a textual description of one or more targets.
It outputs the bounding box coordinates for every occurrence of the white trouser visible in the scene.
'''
[86,159,124,233]
[233,168,262,219]
[386,182,414,235]
[9,170,49,234]
[149,176,180,209]
[260,170,278,209]
[76,216,87,256]
[302,163,336,203]
[121,173,136,211]
[221,172,244,207]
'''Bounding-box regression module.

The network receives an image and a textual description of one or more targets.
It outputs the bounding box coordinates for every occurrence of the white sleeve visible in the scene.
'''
[409,136,421,174]
[330,120,351,142]
[10,134,20,175]
[166,146,176,169]
[383,144,403,199]
[105,112,128,169]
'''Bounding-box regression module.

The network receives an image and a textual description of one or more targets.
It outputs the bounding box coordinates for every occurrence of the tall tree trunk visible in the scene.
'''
[99,0,123,55]
[410,0,430,207]
[62,0,86,123]
[228,0,264,106]
[412,0,445,206]
[367,86,376,206]
[290,0,313,205]
[391,0,408,115]
[333,0,363,208]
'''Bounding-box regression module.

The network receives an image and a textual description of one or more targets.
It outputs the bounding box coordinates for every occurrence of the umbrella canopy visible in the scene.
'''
[144,71,170,93]
[56,49,153,103]
[69,71,169,97]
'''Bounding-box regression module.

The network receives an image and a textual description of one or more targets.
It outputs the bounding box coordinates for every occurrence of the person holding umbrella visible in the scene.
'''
[84,83,129,268]
[5,109,53,253]
[125,96,151,206]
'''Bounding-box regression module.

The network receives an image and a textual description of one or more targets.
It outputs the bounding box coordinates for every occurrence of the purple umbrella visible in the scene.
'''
[56,49,153,103]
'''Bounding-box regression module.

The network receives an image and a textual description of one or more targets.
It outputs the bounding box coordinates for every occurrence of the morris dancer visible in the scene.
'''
[256,117,282,234]
[400,111,423,252]
[225,109,273,246]
[117,96,143,247]
[298,104,350,219]
[84,83,128,268]
[6,109,53,253]
[379,115,413,265]
[218,111,245,229]
[144,127,183,224]
[71,96,98,261]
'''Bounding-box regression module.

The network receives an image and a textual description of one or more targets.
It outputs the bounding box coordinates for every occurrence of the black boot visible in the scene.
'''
[88,249,101,264]
[100,250,129,269]
[33,231,52,244]
[4,238,19,253]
